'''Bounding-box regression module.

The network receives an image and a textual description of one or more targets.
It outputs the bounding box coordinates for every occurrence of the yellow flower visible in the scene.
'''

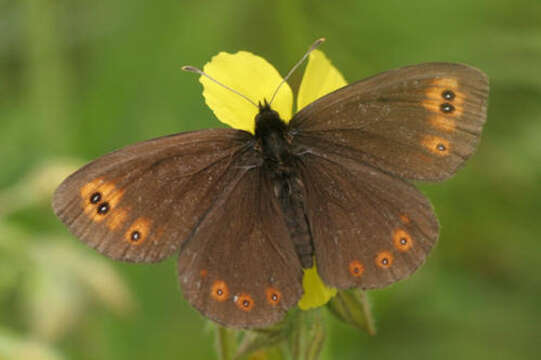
[198,47,347,309]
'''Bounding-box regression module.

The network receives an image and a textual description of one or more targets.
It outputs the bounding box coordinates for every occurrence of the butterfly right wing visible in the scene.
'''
[291,63,489,181]
[53,128,252,263]
[297,151,439,290]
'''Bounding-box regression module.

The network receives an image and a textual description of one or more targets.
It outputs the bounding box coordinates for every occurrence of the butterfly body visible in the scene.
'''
[253,103,315,269]
[53,61,488,328]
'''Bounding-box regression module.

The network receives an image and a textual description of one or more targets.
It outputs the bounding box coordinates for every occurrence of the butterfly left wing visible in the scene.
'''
[178,166,304,328]
[53,129,251,263]
[297,152,439,290]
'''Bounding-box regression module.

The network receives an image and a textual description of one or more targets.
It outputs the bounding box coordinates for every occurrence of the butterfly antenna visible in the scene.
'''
[182,65,259,109]
[269,38,326,106]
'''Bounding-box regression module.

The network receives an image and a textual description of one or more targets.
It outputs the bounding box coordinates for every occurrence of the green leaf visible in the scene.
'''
[234,328,287,360]
[326,289,376,335]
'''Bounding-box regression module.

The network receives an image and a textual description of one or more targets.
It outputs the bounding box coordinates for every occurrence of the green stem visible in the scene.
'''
[304,310,326,360]
[215,326,236,360]
[289,310,303,360]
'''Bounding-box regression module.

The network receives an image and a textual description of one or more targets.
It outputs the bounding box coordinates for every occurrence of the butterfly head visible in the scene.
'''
[254,100,291,165]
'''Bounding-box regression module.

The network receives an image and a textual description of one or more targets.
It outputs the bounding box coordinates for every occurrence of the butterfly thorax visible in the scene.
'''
[254,103,292,166]
[254,103,314,268]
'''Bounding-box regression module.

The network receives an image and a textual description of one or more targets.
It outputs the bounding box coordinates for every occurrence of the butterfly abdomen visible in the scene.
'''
[276,174,314,269]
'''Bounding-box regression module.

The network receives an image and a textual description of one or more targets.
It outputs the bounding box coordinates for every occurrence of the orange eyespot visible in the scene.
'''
[423,78,464,117]
[375,251,394,269]
[124,217,151,245]
[235,293,254,312]
[265,287,282,306]
[80,178,125,222]
[422,135,450,156]
[393,229,413,252]
[211,280,229,302]
[348,260,364,278]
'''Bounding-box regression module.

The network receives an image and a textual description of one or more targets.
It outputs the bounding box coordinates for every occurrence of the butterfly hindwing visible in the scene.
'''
[298,152,439,289]
[52,129,252,263]
[178,167,304,328]
[291,63,489,181]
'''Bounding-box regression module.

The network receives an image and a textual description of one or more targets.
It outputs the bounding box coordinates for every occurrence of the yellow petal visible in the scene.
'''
[298,261,337,310]
[200,51,293,134]
[297,49,347,111]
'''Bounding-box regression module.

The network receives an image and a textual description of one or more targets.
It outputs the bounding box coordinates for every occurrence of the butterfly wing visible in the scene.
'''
[178,166,304,328]
[298,152,439,289]
[288,63,488,289]
[291,63,489,181]
[53,129,253,263]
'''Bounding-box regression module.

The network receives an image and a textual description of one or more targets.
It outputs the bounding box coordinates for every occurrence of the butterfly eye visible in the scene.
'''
[90,192,102,204]
[97,202,110,215]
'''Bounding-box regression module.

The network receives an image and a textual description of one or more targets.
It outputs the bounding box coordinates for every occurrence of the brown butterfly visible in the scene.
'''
[52,41,489,328]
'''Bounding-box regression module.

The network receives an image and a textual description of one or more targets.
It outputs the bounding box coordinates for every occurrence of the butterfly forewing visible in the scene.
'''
[178,167,304,328]
[298,152,439,289]
[52,129,252,263]
[291,63,489,181]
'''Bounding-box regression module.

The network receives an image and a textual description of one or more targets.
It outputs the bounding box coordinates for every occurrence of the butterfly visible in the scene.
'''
[52,40,489,328]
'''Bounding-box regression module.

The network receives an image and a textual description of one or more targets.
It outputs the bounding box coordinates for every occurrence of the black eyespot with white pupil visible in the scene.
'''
[272,294,278,301]
[90,192,101,204]
[400,238,408,245]
[131,231,141,241]
[381,258,389,265]
[97,202,110,214]
[437,143,446,151]
[442,90,455,100]
[217,289,223,296]
[242,300,250,307]
[440,103,454,113]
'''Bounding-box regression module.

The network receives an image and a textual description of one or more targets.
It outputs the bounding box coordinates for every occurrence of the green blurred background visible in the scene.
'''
[1,0,540,359]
